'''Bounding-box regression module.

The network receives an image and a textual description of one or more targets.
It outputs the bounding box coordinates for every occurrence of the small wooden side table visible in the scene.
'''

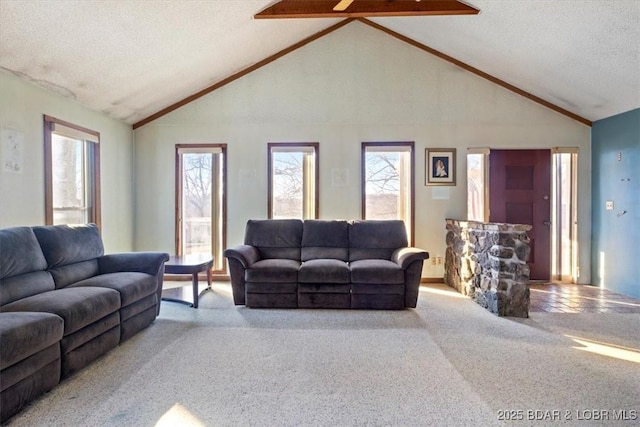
[162,254,213,308]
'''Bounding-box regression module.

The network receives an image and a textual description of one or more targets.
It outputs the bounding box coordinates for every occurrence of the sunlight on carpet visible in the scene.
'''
[155,403,205,427]
[419,285,467,299]
[566,335,640,364]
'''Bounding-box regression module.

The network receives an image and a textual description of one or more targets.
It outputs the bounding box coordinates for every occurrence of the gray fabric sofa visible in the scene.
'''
[0,224,169,423]
[224,219,429,309]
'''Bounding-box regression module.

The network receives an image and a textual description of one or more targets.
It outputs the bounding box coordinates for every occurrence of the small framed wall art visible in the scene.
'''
[425,148,456,186]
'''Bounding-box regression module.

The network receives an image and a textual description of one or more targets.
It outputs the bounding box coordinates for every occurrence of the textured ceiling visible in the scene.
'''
[1,1,638,126]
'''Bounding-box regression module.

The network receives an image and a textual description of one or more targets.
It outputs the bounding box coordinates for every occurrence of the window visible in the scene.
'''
[44,115,100,227]
[466,148,489,222]
[176,144,227,273]
[552,148,578,282]
[268,143,319,219]
[361,142,414,244]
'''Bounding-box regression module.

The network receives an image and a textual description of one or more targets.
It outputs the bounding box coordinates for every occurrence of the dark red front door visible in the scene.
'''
[489,149,551,281]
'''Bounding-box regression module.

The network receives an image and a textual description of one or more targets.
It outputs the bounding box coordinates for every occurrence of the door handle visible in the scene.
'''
[543,221,551,226]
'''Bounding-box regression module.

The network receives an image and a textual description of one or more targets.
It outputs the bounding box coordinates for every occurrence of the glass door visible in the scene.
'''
[176,144,226,273]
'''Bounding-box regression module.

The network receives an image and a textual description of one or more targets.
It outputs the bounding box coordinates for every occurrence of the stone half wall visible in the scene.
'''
[444,219,532,318]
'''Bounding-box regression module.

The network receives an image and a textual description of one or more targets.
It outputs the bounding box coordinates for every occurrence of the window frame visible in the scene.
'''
[44,115,101,228]
[267,142,319,219]
[175,143,227,274]
[361,141,415,245]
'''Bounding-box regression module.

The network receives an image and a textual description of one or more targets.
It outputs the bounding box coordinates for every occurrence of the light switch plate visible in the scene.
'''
[606,201,614,210]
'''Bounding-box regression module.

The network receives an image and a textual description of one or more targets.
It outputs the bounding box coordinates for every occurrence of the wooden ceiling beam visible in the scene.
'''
[254,1,480,19]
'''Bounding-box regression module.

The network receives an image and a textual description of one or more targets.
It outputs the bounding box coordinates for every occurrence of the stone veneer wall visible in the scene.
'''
[444,219,532,318]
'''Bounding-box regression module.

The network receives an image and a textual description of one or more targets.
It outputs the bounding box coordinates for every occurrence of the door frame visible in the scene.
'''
[174,144,227,275]
[466,147,579,283]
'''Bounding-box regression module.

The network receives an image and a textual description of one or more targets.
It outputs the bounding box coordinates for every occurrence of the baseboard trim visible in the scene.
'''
[421,277,444,283]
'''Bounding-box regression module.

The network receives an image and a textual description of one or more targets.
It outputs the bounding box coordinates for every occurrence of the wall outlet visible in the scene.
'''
[436,256,443,265]
[430,257,436,265]
[606,201,614,210]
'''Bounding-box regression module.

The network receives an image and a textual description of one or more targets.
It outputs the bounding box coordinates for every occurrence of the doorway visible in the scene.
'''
[175,144,227,274]
[467,148,578,283]
[489,149,551,281]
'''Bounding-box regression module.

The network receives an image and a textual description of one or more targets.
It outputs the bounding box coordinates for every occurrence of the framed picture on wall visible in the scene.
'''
[425,148,456,186]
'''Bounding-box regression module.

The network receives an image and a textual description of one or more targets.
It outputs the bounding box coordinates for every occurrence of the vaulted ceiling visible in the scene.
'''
[1,1,638,127]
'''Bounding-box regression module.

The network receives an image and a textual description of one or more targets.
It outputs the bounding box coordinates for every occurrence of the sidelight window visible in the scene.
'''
[552,148,579,282]
[466,148,489,222]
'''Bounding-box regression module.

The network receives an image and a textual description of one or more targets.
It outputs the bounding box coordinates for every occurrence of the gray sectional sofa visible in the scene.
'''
[224,219,429,309]
[0,224,169,423]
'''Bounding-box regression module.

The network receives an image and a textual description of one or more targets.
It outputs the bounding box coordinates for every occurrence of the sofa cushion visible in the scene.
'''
[67,272,156,307]
[0,271,56,308]
[301,220,349,261]
[349,220,408,261]
[245,259,300,283]
[31,224,105,289]
[0,227,55,306]
[0,312,64,370]
[1,287,120,336]
[350,259,404,284]
[0,227,48,279]
[47,260,101,289]
[244,219,302,260]
[299,259,350,284]
[32,224,104,268]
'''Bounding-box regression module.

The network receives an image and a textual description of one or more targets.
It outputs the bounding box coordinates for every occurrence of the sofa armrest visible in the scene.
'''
[392,247,429,269]
[393,247,429,308]
[223,245,260,268]
[98,252,170,276]
[223,245,260,306]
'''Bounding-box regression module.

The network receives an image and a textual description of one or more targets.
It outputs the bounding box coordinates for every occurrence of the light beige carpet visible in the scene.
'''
[5,283,639,426]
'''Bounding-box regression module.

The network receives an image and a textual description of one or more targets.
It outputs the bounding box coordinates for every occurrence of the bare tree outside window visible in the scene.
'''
[362,142,414,244]
[184,153,212,219]
[273,152,304,218]
[268,143,318,219]
[364,152,401,219]
[176,145,226,273]
[182,153,213,255]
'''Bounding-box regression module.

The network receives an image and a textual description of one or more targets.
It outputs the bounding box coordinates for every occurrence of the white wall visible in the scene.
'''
[134,21,592,282]
[0,69,135,252]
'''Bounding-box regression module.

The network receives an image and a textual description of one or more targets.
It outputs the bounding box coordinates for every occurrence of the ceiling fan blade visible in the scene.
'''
[333,0,355,12]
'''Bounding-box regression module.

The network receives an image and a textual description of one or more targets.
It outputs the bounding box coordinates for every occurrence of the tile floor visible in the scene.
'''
[529,283,640,313]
